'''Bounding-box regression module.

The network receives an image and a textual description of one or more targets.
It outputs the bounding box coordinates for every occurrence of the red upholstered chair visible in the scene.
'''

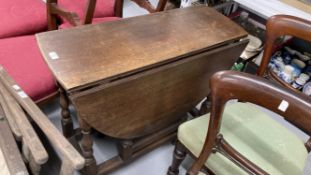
[0,36,57,103]
[47,0,168,30]
[0,0,47,39]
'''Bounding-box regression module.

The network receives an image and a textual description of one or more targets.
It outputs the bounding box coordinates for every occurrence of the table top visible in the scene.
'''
[36,6,246,92]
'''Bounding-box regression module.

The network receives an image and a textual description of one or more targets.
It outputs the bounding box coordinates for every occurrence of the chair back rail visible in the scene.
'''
[213,135,268,175]
[47,0,81,30]
[188,70,311,175]
[257,15,311,76]
[84,0,124,23]
[47,0,168,30]
[84,0,97,24]
[131,0,168,13]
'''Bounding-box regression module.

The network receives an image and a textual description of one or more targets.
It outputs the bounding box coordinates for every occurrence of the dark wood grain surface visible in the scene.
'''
[71,41,247,139]
[37,6,247,92]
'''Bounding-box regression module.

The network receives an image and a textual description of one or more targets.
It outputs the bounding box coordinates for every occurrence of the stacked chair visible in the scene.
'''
[0,66,85,175]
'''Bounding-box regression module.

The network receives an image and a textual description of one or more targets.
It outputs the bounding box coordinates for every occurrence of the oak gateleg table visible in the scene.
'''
[36,6,247,175]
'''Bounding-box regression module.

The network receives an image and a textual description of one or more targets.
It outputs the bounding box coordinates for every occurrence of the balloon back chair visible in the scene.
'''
[168,70,311,175]
[256,15,311,77]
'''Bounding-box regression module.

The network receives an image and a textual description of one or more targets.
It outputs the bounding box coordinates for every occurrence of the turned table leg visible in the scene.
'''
[167,141,187,175]
[79,117,97,175]
[59,87,74,138]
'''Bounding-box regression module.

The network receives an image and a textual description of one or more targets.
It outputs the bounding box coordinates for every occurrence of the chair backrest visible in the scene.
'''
[83,0,124,24]
[47,0,123,30]
[83,0,168,23]
[257,15,311,76]
[130,0,168,13]
[47,0,168,30]
[188,70,311,175]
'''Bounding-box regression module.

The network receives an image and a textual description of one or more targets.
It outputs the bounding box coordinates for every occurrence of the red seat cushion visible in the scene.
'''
[59,0,116,21]
[0,0,47,39]
[59,17,120,29]
[0,36,57,101]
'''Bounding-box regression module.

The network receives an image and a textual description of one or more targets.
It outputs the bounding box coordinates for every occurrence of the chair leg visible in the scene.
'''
[167,141,187,175]
[199,95,211,115]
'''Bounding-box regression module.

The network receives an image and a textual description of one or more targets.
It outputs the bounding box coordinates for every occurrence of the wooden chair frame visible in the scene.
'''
[0,66,85,175]
[255,15,311,94]
[256,15,311,76]
[131,0,168,13]
[168,70,311,175]
[47,0,168,30]
[0,81,48,175]
[197,15,311,124]
[0,105,28,175]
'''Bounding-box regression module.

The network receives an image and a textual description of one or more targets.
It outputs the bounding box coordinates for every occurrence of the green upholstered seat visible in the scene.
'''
[178,102,308,175]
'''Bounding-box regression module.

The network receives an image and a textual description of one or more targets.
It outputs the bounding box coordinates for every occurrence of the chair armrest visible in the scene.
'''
[131,0,156,13]
[0,106,28,175]
[0,83,48,165]
[0,91,21,140]
[130,0,168,13]
[0,66,85,172]
[49,2,82,27]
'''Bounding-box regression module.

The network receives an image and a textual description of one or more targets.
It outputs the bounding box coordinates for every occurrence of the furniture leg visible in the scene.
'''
[47,0,58,30]
[305,138,311,152]
[118,140,134,161]
[79,117,97,175]
[167,141,187,175]
[199,95,212,115]
[59,87,74,138]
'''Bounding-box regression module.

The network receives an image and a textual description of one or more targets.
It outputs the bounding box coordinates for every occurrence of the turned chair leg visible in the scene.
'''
[79,118,97,175]
[167,141,187,175]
